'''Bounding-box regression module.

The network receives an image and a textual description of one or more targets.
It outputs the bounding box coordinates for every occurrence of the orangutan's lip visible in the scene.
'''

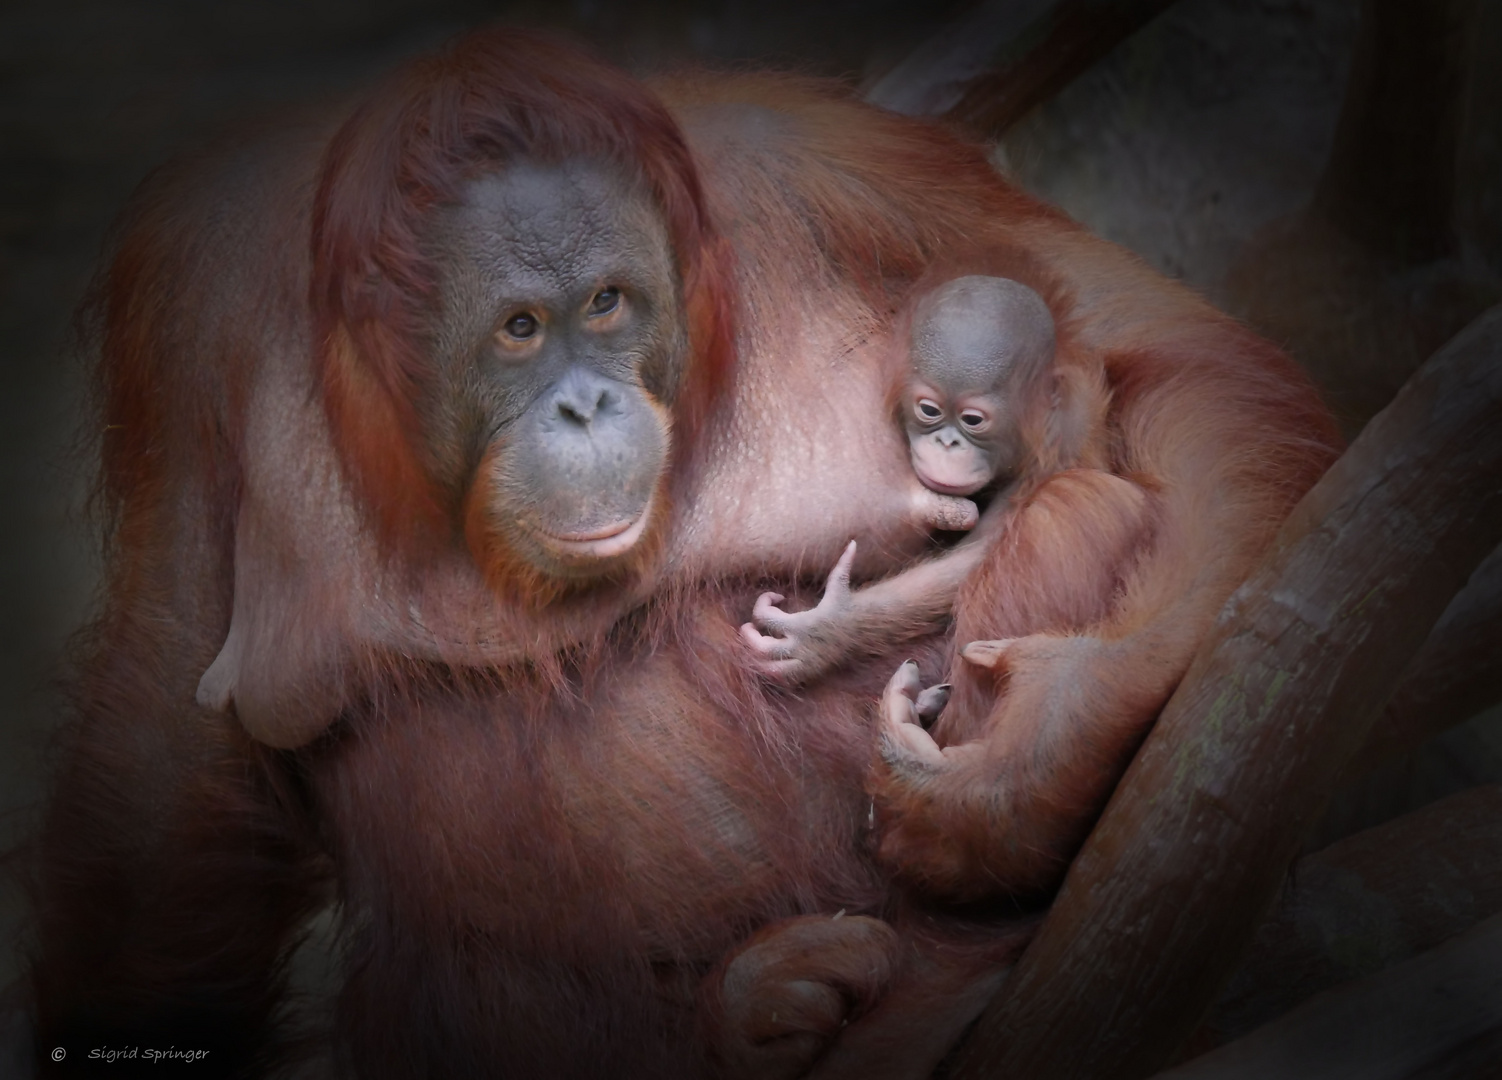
[552,519,635,542]
[537,495,655,560]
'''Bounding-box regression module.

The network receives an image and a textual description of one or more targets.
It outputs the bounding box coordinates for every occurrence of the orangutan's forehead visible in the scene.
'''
[440,159,664,282]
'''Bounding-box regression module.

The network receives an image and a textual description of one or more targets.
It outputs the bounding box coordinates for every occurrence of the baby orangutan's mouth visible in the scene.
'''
[909,440,993,498]
[912,462,986,498]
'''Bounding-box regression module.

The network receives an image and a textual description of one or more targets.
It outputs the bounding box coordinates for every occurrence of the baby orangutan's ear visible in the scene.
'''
[1033,364,1112,474]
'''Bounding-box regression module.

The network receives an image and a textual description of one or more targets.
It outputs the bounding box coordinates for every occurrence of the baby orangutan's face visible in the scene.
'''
[903,380,1014,497]
[903,275,1057,498]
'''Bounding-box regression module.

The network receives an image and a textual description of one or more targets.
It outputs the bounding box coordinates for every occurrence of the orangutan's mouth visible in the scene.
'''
[537,496,655,561]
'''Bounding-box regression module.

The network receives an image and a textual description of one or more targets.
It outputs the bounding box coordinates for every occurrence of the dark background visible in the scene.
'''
[2,0,1499,1060]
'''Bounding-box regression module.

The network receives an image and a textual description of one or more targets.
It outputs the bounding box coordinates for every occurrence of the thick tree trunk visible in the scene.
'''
[1200,786,1502,1050]
[1159,911,1502,1080]
[1347,541,1502,776]
[949,307,1502,1078]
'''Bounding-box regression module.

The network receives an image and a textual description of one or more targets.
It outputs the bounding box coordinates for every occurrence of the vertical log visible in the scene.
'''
[1312,0,1478,263]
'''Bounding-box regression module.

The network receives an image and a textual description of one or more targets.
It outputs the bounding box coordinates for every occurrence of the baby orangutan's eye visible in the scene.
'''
[916,399,943,422]
[959,410,990,432]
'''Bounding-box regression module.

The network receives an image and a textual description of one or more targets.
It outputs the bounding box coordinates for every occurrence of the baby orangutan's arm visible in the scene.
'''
[740,538,989,684]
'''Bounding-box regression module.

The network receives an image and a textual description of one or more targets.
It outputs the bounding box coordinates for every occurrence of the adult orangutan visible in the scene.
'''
[28,27,1338,1080]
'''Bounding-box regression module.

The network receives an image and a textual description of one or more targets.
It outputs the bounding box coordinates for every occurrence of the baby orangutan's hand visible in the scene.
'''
[740,541,858,685]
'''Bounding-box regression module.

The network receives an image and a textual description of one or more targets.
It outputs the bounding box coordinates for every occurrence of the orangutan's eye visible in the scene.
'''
[503,312,539,340]
[587,287,621,316]
[960,410,990,431]
[916,399,943,422]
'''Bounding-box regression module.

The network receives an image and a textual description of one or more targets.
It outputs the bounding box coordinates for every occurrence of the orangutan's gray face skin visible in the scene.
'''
[423,158,686,579]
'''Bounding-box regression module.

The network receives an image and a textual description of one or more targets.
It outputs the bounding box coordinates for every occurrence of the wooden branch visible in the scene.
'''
[1346,540,1502,777]
[863,0,1181,132]
[1201,785,1502,1047]
[1312,0,1477,262]
[1157,911,1502,1080]
[949,307,1502,1080]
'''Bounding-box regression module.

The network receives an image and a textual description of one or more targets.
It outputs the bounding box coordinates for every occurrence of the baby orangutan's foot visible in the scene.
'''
[877,660,980,769]
[868,661,995,900]
[872,634,1134,901]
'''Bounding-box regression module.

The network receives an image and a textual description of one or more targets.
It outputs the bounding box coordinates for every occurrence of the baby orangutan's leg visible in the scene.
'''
[868,469,1173,901]
[869,640,1168,901]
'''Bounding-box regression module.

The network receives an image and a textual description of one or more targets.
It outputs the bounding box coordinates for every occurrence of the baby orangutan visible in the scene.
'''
[742,274,1157,901]
[740,274,1151,694]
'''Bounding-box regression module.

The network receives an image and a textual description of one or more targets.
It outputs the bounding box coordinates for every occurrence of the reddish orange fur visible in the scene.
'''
[966,472,1154,641]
